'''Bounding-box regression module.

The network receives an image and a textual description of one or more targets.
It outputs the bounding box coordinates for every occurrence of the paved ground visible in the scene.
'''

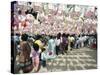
[18,47,97,73]
[38,47,97,72]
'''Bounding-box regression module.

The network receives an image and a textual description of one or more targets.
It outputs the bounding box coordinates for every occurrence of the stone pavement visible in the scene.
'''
[38,47,97,72]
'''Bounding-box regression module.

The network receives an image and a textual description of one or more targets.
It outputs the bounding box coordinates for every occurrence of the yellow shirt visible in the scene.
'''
[35,40,43,48]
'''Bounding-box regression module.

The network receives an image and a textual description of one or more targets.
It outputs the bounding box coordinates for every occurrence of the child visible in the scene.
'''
[41,48,47,67]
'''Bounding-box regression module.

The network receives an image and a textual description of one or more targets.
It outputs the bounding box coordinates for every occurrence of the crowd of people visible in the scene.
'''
[11,1,97,73]
[11,1,97,35]
[11,32,97,73]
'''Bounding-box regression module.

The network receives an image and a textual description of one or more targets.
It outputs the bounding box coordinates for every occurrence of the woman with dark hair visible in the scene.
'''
[21,33,28,41]
[18,33,33,73]
[32,43,40,72]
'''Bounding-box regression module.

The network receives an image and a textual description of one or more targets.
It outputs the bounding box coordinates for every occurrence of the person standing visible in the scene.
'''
[41,48,47,67]
[55,33,61,55]
[70,35,75,50]
[18,33,33,73]
[60,33,68,54]
[32,43,40,72]
[47,35,56,56]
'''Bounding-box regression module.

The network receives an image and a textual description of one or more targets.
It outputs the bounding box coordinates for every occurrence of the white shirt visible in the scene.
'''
[55,38,61,46]
[41,52,46,60]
